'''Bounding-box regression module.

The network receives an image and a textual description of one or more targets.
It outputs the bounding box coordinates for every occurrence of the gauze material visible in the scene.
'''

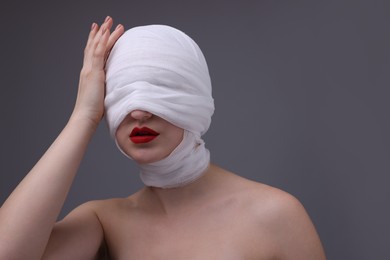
[105,24,214,188]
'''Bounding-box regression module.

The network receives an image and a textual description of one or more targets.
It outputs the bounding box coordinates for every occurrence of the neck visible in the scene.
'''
[139,130,210,188]
[140,164,219,215]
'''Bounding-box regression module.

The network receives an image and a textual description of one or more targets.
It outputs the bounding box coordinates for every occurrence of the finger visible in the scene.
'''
[86,23,99,50]
[83,16,112,67]
[105,16,114,32]
[92,28,110,70]
[107,24,125,51]
[83,22,100,66]
[91,17,110,49]
[105,24,125,61]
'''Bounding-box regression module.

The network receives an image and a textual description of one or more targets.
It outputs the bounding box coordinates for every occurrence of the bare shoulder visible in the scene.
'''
[216,167,326,259]
[216,166,303,212]
[239,179,326,259]
[245,181,307,222]
[82,194,149,227]
[83,196,138,216]
[84,197,130,210]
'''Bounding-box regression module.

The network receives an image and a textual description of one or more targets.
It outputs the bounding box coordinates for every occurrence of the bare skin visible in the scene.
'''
[91,165,326,260]
[0,17,326,260]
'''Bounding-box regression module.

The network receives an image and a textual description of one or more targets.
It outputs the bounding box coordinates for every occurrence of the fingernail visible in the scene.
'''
[115,24,122,30]
[91,22,96,31]
[105,16,110,22]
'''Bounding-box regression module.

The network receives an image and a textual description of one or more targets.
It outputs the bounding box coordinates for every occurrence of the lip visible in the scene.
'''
[129,127,160,144]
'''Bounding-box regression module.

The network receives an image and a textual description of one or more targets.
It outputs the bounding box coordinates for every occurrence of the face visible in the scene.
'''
[115,110,184,164]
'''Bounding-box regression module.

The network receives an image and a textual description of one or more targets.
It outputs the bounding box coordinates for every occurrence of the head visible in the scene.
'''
[104,24,214,187]
[105,24,214,159]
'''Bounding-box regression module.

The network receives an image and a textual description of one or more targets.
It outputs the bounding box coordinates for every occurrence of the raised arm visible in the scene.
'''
[0,16,124,259]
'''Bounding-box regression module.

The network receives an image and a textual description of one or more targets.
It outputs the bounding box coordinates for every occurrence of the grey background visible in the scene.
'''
[1,0,389,259]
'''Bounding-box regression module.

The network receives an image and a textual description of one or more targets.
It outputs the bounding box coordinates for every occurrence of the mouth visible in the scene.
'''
[129,127,160,144]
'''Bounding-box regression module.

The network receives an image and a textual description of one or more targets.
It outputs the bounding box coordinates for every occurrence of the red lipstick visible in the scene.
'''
[130,127,160,144]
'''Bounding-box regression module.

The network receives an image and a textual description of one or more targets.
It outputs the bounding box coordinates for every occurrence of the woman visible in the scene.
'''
[0,16,326,259]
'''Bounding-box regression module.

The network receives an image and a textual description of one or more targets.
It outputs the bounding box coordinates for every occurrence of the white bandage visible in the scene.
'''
[105,25,214,188]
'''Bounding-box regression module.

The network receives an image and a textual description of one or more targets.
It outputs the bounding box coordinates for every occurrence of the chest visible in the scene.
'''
[99,207,274,260]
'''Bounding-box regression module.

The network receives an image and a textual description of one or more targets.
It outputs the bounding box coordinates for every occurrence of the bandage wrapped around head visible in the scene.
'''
[105,25,214,188]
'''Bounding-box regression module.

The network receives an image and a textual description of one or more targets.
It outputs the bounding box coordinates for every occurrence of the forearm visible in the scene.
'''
[0,115,97,259]
[0,16,124,258]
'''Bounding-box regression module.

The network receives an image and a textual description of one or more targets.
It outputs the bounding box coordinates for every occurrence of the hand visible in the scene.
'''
[72,16,124,127]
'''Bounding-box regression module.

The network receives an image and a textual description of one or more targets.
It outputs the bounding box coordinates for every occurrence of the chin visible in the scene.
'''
[127,150,162,164]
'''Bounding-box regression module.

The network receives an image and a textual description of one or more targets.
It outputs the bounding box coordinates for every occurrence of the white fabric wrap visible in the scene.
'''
[105,25,214,188]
